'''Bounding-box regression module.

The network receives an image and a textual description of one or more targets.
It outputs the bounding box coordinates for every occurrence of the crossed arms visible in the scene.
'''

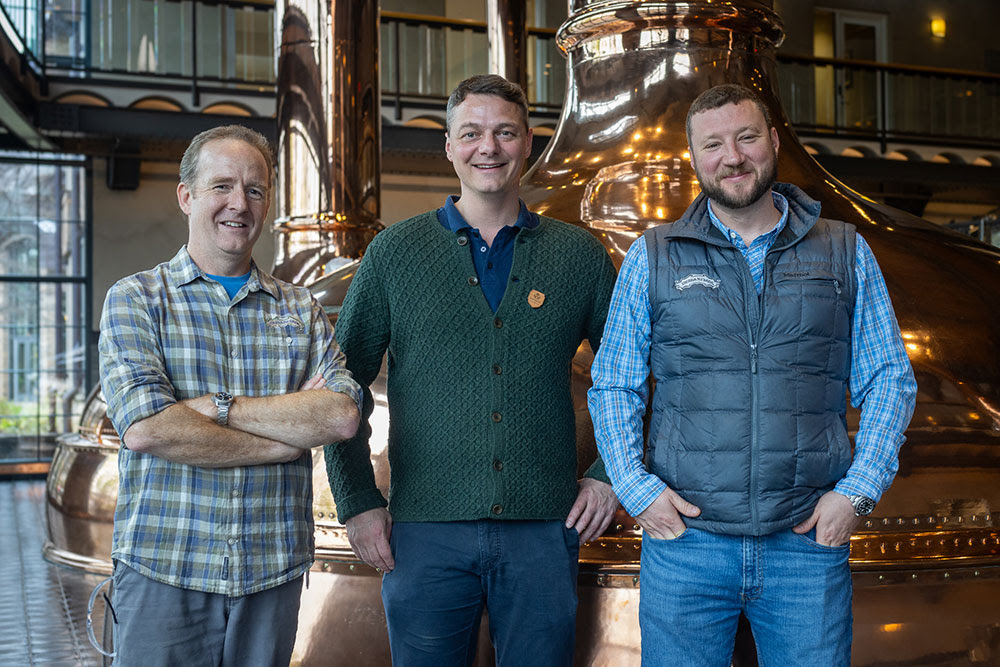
[100,275,360,469]
[123,374,359,467]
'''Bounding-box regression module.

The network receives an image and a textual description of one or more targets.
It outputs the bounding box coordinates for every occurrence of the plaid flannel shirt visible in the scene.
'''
[100,246,361,595]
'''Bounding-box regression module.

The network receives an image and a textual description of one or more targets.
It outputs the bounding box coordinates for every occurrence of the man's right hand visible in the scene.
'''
[636,487,702,540]
[345,507,395,572]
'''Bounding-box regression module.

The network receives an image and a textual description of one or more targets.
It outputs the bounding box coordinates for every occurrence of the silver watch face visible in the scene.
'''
[213,392,233,406]
[851,495,876,516]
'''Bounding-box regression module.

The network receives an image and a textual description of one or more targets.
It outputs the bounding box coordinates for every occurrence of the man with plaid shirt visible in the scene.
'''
[99,125,360,666]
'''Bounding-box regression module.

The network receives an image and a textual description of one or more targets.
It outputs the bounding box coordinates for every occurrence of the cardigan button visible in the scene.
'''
[493,459,503,471]
[457,235,469,246]
[492,364,502,375]
[493,317,502,328]
[491,504,504,515]
[491,411,502,423]
[468,276,479,286]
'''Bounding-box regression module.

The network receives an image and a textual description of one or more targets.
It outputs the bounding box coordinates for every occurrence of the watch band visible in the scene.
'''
[212,392,234,426]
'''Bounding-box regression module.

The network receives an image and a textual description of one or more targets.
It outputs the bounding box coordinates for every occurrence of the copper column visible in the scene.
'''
[487,0,528,92]
[273,0,383,285]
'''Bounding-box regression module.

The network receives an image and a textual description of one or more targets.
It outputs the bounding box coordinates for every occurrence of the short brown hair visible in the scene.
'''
[686,84,773,143]
[445,74,529,134]
[179,125,274,186]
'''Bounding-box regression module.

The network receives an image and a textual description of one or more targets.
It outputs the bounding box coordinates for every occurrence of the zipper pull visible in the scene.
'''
[750,343,758,374]
[834,279,842,295]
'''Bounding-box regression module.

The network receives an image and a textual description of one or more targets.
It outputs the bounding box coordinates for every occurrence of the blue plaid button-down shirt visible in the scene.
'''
[100,246,361,595]
[588,193,917,518]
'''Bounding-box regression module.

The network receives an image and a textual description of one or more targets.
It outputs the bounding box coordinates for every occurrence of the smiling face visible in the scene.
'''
[177,138,271,276]
[688,99,780,212]
[445,93,533,202]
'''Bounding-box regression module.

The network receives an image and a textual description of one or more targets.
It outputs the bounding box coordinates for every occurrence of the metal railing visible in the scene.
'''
[5,2,1000,149]
[380,11,563,119]
[0,0,275,106]
[379,14,1000,150]
[778,53,1000,151]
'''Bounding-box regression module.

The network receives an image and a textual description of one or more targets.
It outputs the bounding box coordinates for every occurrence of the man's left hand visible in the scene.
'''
[792,491,859,547]
[566,478,619,544]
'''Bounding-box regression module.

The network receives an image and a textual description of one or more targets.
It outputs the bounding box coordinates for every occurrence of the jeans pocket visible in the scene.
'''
[793,529,850,552]
[643,526,695,543]
[563,524,581,558]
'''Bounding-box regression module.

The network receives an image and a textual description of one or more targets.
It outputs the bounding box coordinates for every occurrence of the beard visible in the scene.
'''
[697,156,778,210]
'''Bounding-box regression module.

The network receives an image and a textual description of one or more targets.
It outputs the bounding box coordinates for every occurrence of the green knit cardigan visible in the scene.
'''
[324,211,617,523]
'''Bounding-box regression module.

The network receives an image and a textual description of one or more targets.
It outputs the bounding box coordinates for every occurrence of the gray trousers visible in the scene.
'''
[109,561,303,667]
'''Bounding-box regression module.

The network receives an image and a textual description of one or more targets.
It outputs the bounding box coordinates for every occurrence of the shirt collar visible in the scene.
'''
[438,195,539,234]
[166,245,279,300]
[707,191,789,248]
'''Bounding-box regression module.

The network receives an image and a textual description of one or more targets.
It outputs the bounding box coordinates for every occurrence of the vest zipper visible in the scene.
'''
[738,255,762,535]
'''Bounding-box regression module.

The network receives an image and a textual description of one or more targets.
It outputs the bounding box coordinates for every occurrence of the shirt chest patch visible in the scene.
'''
[266,315,305,332]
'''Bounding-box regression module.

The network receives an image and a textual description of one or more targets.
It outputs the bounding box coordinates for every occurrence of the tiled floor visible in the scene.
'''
[0,480,108,666]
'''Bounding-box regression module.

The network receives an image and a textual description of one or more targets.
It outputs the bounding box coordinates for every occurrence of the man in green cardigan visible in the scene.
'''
[325,74,618,666]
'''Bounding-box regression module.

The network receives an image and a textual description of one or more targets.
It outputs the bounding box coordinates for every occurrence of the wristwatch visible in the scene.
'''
[212,392,234,426]
[846,494,876,517]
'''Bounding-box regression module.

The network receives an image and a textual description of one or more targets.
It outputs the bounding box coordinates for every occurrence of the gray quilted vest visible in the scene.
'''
[644,184,857,536]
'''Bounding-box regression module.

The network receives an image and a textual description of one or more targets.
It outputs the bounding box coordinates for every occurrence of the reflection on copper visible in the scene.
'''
[273,0,383,285]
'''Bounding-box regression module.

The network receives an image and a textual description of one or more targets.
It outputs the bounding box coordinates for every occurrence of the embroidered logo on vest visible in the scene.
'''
[266,315,305,332]
[674,273,721,291]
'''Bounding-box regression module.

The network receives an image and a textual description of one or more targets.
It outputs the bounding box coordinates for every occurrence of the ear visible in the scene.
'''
[444,131,454,163]
[177,181,192,216]
[770,126,780,155]
[524,126,534,158]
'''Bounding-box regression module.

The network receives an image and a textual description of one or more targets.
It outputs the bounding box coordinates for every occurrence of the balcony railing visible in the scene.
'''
[378,14,1000,151]
[778,53,1000,151]
[1,0,275,105]
[380,11,562,120]
[3,2,1000,151]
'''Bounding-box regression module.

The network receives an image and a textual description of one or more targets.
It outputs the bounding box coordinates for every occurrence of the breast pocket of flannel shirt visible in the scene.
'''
[257,328,312,390]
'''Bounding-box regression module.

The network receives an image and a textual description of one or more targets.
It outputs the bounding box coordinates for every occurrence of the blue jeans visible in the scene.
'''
[639,527,852,666]
[381,520,580,667]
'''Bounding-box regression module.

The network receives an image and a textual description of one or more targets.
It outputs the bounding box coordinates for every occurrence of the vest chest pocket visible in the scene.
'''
[772,269,844,300]
[769,269,851,336]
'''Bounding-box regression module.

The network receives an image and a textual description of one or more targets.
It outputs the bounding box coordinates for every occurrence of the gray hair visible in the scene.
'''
[445,74,529,134]
[179,125,274,186]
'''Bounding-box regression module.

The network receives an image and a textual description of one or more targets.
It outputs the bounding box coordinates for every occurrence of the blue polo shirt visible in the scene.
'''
[436,195,539,312]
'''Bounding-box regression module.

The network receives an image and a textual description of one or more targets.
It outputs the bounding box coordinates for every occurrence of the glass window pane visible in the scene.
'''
[0,153,88,465]
[0,221,39,276]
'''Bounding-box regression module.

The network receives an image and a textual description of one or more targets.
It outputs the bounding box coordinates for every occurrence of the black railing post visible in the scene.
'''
[879,68,888,153]
[393,19,401,121]
[191,0,200,107]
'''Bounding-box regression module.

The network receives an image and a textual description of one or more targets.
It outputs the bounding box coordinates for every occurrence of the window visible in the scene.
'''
[0,153,89,463]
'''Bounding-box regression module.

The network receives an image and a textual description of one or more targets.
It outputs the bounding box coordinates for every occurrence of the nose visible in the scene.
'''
[478,133,498,155]
[721,140,744,166]
[227,188,249,212]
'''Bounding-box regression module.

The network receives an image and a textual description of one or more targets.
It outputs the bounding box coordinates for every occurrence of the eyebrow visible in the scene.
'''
[457,122,519,132]
[699,124,761,142]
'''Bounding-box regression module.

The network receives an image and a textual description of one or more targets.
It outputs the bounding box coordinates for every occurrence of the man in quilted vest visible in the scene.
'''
[588,84,916,665]
[326,74,619,666]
